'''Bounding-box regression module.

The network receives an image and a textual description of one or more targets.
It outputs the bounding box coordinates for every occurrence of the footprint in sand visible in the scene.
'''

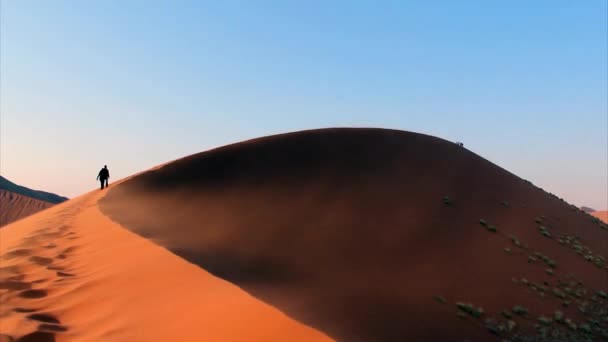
[16,331,55,342]
[0,281,31,291]
[28,256,54,266]
[32,228,51,235]
[6,275,26,282]
[55,254,67,260]
[56,272,74,278]
[19,289,47,299]
[61,247,77,254]
[27,313,60,324]
[46,266,64,271]
[13,308,38,313]
[2,249,33,259]
[38,324,67,333]
[0,266,20,275]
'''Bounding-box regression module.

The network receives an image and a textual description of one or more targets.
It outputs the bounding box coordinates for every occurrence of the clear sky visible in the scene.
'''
[1,1,607,209]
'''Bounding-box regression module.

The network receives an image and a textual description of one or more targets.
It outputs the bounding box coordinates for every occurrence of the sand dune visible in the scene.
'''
[2,128,607,341]
[0,186,331,341]
[0,176,67,204]
[0,190,55,227]
[101,128,608,341]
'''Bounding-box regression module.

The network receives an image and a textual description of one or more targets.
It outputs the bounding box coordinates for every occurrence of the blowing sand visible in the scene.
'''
[0,186,331,341]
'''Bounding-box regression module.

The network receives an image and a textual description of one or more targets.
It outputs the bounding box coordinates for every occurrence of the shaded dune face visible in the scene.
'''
[101,128,608,341]
[0,190,55,227]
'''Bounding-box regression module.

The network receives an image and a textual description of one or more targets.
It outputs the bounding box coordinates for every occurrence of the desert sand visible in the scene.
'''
[2,128,607,341]
[0,190,56,227]
[0,182,331,341]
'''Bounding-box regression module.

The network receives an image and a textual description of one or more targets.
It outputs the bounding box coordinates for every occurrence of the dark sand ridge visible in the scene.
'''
[101,128,608,341]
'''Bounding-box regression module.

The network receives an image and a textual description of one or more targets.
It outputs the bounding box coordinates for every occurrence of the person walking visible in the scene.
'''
[97,165,110,189]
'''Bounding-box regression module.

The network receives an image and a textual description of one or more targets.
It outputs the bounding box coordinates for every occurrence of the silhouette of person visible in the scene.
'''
[97,165,110,189]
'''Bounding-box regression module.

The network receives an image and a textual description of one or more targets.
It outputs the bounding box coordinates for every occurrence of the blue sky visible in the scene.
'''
[1,1,607,209]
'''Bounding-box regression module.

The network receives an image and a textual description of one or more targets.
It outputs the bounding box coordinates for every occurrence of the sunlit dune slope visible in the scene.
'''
[0,187,331,341]
[101,128,608,341]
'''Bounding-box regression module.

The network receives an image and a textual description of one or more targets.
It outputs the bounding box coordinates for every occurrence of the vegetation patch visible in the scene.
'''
[456,302,484,318]
[512,305,528,315]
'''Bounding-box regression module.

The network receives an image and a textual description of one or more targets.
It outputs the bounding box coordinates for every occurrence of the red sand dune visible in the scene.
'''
[0,184,331,341]
[0,190,55,227]
[592,211,608,224]
[98,128,608,341]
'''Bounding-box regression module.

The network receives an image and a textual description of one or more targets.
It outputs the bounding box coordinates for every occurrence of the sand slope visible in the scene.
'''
[0,190,55,227]
[0,187,331,341]
[101,128,608,341]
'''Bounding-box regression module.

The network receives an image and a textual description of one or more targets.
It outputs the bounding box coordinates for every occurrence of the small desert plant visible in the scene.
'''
[538,316,552,326]
[433,295,446,304]
[579,323,592,334]
[512,305,528,315]
[552,288,566,299]
[456,302,484,318]
[487,225,497,232]
[506,320,516,332]
[544,259,557,268]
[564,318,577,330]
[553,310,564,323]
[538,225,551,237]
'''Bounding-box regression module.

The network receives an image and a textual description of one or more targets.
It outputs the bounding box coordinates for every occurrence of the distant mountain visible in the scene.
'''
[581,206,596,213]
[0,175,68,226]
[0,175,67,204]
